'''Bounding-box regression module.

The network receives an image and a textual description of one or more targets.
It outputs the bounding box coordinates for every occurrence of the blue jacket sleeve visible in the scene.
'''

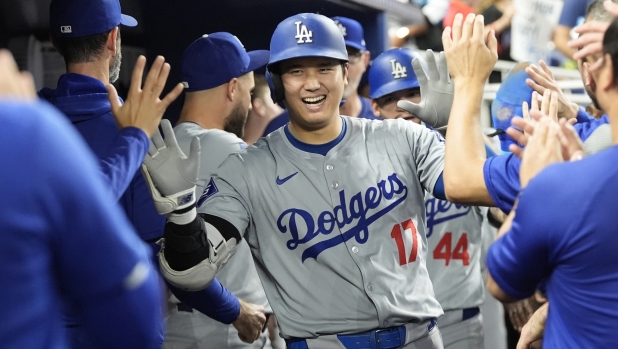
[168,280,241,324]
[99,126,150,201]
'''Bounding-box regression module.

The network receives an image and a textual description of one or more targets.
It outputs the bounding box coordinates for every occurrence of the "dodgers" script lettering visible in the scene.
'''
[277,173,408,261]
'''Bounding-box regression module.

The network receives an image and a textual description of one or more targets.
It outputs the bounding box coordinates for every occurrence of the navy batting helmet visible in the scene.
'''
[267,13,348,103]
[369,48,427,99]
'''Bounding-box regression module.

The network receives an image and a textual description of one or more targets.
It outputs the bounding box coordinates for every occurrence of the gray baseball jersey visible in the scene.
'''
[424,192,485,312]
[165,123,270,347]
[201,116,445,339]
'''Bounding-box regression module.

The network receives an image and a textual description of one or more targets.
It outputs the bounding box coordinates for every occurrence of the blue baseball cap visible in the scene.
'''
[331,16,366,51]
[490,68,534,152]
[50,0,137,38]
[182,33,269,92]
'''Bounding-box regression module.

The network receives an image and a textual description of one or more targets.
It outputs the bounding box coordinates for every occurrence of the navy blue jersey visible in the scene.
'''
[484,114,609,213]
[0,100,162,349]
[487,145,618,348]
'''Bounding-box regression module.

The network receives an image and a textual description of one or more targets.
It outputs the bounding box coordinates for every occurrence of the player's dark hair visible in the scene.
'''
[52,29,115,65]
[602,18,618,86]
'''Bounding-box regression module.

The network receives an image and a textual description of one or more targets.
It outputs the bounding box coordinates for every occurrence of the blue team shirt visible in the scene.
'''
[0,101,160,349]
[487,145,618,348]
[263,96,378,136]
[484,114,609,213]
[558,0,594,27]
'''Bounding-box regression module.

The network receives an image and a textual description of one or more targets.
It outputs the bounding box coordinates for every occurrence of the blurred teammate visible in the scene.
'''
[0,49,163,349]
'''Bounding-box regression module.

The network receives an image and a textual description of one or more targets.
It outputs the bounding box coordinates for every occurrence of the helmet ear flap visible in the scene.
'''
[267,68,285,104]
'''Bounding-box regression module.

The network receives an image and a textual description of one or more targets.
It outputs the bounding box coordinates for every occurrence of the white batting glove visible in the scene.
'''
[397,50,453,130]
[142,119,200,215]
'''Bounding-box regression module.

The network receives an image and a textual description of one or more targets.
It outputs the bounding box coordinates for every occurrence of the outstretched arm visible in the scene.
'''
[442,13,498,206]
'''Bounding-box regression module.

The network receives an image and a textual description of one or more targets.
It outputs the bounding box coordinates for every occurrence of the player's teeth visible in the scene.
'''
[303,96,325,104]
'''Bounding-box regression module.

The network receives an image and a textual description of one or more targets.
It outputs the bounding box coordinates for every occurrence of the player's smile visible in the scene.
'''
[302,95,326,105]
[280,56,347,125]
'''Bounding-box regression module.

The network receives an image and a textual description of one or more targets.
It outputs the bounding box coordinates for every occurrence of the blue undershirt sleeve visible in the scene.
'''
[433,173,446,200]
[167,280,241,324]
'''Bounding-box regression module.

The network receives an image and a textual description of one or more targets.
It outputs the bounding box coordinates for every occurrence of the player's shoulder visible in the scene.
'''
[524,147,618,205]
[175,122,244,148]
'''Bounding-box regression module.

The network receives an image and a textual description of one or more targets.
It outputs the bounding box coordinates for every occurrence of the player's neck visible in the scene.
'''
[339,93,361,118]
[179,92,227,131]
[66,61,110,85]
[287,114,343,145]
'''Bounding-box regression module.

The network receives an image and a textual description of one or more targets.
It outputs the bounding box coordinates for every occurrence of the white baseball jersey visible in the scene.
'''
[202,116,445,339]
[165,122,271,348]
[424,192,485,311]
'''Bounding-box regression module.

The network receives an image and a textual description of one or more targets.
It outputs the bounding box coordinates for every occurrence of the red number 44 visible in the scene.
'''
[433,232,470,266]
[390,219,419,266]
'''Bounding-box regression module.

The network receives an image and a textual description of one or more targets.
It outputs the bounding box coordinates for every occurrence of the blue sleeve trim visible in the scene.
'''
[168,279,240,324]
[432,173,446,200]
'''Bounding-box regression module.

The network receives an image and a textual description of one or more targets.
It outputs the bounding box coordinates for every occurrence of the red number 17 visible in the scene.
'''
[390,219,419,266]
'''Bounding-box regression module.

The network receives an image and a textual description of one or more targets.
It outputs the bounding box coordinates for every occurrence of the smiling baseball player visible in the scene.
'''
[143,13,449,349]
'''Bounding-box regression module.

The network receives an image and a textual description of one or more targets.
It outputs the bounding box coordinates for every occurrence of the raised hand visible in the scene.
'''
[396,50,453,129]
[519,118,563,188]
[142,119,200,215]
[443,13,498,85]
[0,49,36,100]
[525,61,580,120]
[108,55,184,138]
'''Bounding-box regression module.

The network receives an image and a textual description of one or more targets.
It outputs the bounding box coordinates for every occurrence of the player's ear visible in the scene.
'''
[342,62,349,86]
[370,99,381,117]
[227,77,239,101]
[363,51,371,69]
[106,27,119,56]
[252,97,266,117]
[602,53,615,91]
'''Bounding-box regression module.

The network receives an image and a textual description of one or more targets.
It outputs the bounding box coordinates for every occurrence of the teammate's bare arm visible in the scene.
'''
[443,14,498,206]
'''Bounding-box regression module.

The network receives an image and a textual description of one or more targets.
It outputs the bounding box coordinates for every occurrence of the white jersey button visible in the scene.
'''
[331,182,339,189]
[351,246,359,253]
[383,320,389,326]
[367,283,374,291]
[326,164,334,171]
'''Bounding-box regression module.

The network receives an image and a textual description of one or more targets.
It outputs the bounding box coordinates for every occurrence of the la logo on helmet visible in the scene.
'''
[334,21,347,36]
[390,60,407,79]
[295,21,313,43]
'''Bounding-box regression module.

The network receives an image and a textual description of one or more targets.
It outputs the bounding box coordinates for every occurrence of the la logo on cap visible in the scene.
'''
[294,21,313,44]
[60,26,72,33]
[390,59,407,79]
[334,20,347,36]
